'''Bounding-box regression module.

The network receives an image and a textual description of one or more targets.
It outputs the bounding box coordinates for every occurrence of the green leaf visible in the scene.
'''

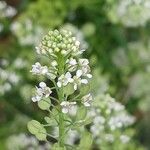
[38,98,51,110]
[27,120,47,141]
[80,84,90,96]
[77,131,93,150]
[76,106,87,121]
[44,116,57,126]
[35,127,47,141]
[63,83,74,96]
[51,143,66,150]
[27,120,42,135]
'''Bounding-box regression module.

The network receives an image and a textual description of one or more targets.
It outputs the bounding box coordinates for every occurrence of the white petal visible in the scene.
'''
[81,79,88,84]
[76,70,82,77]
[32,96,41,102]
[41,66,48,74]
[74,84,77,90]
[39,82,46,88]
[68,78,74,83]
[32,97,37,102]
[65,72,72,79]
[62,108,68,114]
[57,82,62,88]
[84,102,90,107]
[87,74,92,78]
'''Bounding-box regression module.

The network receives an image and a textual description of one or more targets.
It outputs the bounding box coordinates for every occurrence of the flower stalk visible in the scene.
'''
[28,29,93,149]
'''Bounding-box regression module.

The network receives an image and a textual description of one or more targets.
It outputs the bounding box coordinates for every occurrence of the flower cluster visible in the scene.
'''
[0,1,17,33]
[11,19,43,46]
[29,29,93,148]
[6,133,51,150]
[107,0,150,27]
[0,59,20,95]
[31,29,93,113]
[61,23,88,50]
[89,94,135,145]
[0,1,17,18]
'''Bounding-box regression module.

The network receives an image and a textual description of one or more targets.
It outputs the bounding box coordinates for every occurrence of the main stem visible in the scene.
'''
[58,89,65,147]
[58,55,65,147]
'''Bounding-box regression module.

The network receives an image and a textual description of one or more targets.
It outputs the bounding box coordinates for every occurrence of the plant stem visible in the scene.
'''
[58,89,65,147]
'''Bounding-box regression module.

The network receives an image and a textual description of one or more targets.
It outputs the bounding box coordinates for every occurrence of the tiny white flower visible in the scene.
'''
[76,70,82,77]
[30,62,48,75]
[67,58,77,72]
[79,59,89,66]
[32,82,52,102]
[75,41,80,47]
[32,95,42,102]
[72,70,88,90]
[82,93,93,107]
[69,58,77,66]
[51,61,58,67]
[60,101,76,114]
[57,72,73,88]
[120,135,130,143]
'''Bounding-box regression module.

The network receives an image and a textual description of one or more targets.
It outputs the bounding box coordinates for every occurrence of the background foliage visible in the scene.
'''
[0,0,150,149]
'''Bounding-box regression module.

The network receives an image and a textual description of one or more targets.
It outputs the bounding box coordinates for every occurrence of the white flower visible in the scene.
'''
[120,135,130,143]
[69,58,77,65]
[60,101,76,113]
[57,72,73,88]
[51,60,58,67]
[79,59,92,78]
[82,93,93,107]
[32,82,52,102]
[66,58,77,72]
[30,62,48,75]
[72,70,88,90]
[79,58,89,66]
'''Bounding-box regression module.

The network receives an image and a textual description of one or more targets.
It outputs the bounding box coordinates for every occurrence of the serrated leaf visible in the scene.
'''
[63,83,74,96]
[38,98,51,110]
[27,120,42,135]
[76,106,87,121]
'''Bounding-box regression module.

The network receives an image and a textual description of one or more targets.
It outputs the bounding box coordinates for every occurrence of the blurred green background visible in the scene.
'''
[0,0,150,149]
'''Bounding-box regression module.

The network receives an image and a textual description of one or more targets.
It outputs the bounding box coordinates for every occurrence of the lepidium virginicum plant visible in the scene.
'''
[27,29,93,149]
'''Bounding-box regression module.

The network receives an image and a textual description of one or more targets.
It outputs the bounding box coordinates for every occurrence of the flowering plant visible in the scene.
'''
[27,29,93,149]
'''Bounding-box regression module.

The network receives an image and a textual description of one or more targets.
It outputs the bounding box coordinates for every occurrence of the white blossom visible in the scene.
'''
[0,1,17,18]
[66,58,77,72]
[79,59,92,78]
[82,93,93,107]
[30,62,48,75]
[32,82,52,102]
[72,70,88,90]
[60,101,76,114]
[120,135,130,143]
[57,72,74,88]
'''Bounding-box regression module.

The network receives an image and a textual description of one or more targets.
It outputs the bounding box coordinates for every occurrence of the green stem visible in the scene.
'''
[57,54,65,147]
[58,89,65,147]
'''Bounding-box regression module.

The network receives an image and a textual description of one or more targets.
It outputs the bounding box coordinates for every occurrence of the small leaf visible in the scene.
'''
[77,131,93,150]
[38,98,51,110]
[51,143,66,150]
[63,83,74,96]
[27,120,42,135]
[35,127,47,141]
[79,84,90,96]
[27,120,47,141]
[44,116,57,126]
[76,106,87,121]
